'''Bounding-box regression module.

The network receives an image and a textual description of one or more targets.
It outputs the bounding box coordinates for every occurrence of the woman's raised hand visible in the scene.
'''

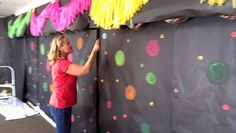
[93,39,100,52]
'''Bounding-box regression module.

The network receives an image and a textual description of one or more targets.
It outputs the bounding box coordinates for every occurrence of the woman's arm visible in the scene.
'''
[66,39,100,76]
[49,84,55,93]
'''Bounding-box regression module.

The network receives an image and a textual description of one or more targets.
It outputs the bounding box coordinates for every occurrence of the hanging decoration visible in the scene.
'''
[30,1,57,36]
[30,0,91,36]
[90,0,149,29]
[7,11,32,38]
[200,0,236,8]
[50,0,91,31]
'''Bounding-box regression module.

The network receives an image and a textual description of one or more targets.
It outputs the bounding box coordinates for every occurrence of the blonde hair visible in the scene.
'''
[47,34,68,65]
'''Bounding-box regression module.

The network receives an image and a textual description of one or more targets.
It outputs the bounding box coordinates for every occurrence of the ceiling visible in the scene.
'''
[0,0,53,18]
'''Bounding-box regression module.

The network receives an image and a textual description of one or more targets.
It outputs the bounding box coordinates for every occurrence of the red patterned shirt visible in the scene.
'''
[49,59,77,108]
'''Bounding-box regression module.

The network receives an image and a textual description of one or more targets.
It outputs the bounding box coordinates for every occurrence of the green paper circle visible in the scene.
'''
[102,33,107,39]
[80,59,85,65]
[140,123,150,133]
[28,66,32,74]
[207,61,229,85]
[43,82,48,92]
[115,50,125,67]
[33,84,37,90]
[145,72,156,85]
[40,44,45,55]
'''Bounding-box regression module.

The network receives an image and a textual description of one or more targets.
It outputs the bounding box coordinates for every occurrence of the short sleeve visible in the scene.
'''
[58,59,72,72]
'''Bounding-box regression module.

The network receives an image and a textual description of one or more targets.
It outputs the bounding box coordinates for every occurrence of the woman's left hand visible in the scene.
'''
[93,39,100,52]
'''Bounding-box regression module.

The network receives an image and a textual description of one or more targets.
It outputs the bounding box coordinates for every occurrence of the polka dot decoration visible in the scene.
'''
[149,101,154,107]
[174,88,180,93]
[231,32,236,38]
[30,41,35,51]
[46,62,51,72]
[42,82,48,92]
[123,114,128,119]
[140,123,150,133]
[77,37,83,49]
[207,61,229,85]
[222,104,230,111]
[145,40,160,57]
[106,101,112,109]
[113,116,117,121]
[115,50,125,67]
[197,56,204,61]
[71,114,75,122]
[28,66,32,74]
[80,59,85,65]
[145,72,157,85]
[125,85,136,100]
[39,43,45,55]
[102,33,107,39]
[160,34,165,39]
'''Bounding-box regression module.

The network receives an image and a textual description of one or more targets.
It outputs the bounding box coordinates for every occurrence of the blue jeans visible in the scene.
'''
[49,106,72,133]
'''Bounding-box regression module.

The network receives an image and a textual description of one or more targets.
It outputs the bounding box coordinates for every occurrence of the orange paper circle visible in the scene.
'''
[77,37,83,49]
[125,85,136,100]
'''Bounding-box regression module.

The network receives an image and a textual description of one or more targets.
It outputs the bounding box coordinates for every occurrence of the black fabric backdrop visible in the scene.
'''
[97,16,236,133]
[25,37,39,105]
[0,19,11,86]
[8,38,26,100]
[25,37,39,104]
[2,16,236,133]
[98,22,174,133]
[0,19,9,65]
[1,1,236,133]
[172,16,236,133]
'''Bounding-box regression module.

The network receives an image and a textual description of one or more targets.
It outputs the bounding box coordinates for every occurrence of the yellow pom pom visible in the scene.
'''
[90,0,149,29]
[200,0,229,6]
[233,0,236,8]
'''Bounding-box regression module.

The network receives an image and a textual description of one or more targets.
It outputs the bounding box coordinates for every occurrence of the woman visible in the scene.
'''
[47,34,99,133]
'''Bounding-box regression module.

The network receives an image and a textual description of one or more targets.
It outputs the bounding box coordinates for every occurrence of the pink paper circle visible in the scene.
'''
[145,40,160,57]
[30,41,35,51]
[106,101,112,109]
